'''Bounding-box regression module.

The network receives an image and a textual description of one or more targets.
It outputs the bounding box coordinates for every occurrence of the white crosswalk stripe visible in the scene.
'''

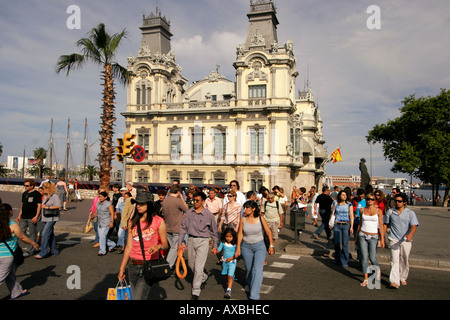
[279,254,301,260]
[263,271,286,279]
[260,254,301,296]
[271,261,294,269]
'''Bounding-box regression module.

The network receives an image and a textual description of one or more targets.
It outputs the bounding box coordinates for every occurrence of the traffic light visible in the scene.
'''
[122,133,136,156]
[116,133,136,162]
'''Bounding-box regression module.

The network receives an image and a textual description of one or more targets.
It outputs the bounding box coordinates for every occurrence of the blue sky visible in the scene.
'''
[1,0,449,180]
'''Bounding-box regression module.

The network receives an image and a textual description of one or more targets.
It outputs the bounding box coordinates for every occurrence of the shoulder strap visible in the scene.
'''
[264,200,279,211]
[2,240,14,255]
[136,221,147,262]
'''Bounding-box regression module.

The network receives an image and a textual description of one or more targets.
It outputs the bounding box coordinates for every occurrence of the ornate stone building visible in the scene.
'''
[121,1,328,192]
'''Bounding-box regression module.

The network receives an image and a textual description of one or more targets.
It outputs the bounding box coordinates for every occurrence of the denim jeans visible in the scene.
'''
[314,209,332,239]
[117,228,127,247]
[98,226,116,254]
[333,223,350,266]
[241,241,266,300]
[358,232,379,274]
[127,263,151,300]
[38,221,58,257]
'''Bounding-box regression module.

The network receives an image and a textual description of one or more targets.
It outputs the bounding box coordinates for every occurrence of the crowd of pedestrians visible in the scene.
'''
[0,178,419,299]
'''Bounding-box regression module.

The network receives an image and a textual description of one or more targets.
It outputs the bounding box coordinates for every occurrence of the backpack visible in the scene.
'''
[264,200,279,213]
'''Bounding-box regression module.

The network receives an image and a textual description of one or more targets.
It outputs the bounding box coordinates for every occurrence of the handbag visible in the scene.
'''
[2,241,24,266]
[260,217,271,253]
[43,197,59,217]
[84,217,94,233]
[136,220,172,285]
[107,280,133,300]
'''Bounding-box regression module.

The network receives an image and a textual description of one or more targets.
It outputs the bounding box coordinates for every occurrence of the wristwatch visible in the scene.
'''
[270,245,275,248]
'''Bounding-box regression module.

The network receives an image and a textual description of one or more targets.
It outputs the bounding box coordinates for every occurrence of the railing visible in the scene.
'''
[127,97,293,112]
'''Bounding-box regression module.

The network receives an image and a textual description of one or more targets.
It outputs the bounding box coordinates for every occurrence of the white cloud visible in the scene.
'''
[1,0,449,182]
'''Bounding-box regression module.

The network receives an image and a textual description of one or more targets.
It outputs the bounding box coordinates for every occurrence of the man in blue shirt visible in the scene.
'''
[384,193,419,289]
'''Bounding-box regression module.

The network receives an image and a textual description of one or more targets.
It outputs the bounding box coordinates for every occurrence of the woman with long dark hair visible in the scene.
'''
[1,204,39,298]
[330,190,354,267]
[235,200,274,300]
[118,190,168,300]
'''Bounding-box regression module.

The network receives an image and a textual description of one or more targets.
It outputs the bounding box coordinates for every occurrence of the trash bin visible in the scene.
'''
[290,207,306,243]
[290,208,306,231]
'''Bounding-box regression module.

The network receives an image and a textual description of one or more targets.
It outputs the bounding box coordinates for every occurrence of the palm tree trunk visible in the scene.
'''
[98,63,116,191]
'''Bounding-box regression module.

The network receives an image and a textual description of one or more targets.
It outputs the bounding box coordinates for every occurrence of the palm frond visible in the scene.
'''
[111,63,132,86]
[76,37,103,65]
[56,53,85,75]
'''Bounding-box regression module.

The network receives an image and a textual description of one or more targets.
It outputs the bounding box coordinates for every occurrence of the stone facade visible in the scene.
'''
[121,1,327,192]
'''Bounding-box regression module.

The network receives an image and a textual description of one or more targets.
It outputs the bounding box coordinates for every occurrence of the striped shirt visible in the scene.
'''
[0,222,18,258]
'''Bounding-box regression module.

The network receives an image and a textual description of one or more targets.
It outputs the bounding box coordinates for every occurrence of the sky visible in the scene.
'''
[1,0,449,181]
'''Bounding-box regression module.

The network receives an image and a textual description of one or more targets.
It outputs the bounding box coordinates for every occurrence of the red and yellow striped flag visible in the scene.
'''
[330,148,342,162]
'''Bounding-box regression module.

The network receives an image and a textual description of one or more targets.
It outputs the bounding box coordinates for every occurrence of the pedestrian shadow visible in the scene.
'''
[77,273,118,300]
[16,265,61,292]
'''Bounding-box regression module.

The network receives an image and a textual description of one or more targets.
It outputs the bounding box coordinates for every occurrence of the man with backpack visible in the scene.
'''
[261,192,284,244]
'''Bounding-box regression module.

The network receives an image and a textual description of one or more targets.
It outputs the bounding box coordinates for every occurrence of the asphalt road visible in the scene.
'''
[1,190,449,309]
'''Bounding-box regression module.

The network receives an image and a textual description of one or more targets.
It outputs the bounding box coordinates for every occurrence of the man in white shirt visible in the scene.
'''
[222,180,246,207]
[204,189,223,224]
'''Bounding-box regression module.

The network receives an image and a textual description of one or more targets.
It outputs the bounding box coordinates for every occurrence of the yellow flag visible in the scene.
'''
[330,148,342,162]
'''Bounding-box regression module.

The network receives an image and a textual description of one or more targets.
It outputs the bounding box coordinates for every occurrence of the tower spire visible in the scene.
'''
[245,0,279,50]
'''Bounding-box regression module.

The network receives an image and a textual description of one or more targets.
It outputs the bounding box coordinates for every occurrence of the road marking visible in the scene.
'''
[263,271,286,280]
[242,284,274,295]
[271,262,294,269]
[279,254,300,260]
[57,239,81,245]
[260,284,274,294]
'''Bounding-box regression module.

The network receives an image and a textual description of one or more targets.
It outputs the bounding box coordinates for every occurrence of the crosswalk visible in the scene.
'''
[242,253,301,295]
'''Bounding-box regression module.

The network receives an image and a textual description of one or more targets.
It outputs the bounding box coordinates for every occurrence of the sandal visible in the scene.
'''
[390,283,400,289]
[401,280,407,286]
[360,279,368,287]
[12,289,29,299]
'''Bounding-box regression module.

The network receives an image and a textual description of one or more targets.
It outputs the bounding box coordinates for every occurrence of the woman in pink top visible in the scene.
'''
[118,190,168,300]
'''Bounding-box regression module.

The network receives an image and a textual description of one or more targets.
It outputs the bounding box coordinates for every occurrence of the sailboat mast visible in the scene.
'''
[49,118,53,178]
[84,118,88,169]
[65,117,70,179]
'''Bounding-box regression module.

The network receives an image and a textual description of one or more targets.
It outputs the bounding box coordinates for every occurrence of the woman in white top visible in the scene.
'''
[356,193,385,287]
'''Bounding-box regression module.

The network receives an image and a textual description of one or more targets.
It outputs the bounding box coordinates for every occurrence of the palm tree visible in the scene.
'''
[33,147,47,179]
[81,165,99,181]
[56,23,131,190]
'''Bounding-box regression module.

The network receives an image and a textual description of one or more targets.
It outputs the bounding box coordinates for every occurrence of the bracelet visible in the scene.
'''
[270,245,274,248]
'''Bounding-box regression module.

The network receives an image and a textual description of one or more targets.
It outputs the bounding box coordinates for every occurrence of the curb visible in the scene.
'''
[283,242,450,272]
[54,221,450,272]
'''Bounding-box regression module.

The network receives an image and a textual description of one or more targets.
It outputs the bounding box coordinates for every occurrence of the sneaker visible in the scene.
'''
[224,289,231,299]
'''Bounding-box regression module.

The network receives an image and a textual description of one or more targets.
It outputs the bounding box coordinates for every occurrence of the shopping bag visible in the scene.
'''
[107,281,133,300]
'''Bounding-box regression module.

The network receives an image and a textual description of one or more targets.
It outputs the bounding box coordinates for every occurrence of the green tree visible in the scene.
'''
[81,165,99,181]
[33,147,47,179]
[367,89,450,206]
[56,23,131,190]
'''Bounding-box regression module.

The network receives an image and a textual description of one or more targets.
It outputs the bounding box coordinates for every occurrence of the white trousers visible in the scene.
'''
[388,237,412,285]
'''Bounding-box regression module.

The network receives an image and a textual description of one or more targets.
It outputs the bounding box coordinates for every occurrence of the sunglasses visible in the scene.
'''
[24,185,31,187]
[366,198,375,201]
[395,200,403,203]
[194,199,202,203]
